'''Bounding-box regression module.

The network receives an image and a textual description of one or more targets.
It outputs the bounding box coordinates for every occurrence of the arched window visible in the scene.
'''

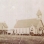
[39,27,42,31]
[31,30,33,31]
[31,28,33,31]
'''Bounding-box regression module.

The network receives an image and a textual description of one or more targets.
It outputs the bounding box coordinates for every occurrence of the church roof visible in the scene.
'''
[14,19,42,28]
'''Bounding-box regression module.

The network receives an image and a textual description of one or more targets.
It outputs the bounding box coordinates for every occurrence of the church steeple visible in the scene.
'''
[37,10,42,20]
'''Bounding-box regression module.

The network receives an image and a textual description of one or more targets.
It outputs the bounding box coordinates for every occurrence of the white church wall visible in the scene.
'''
[14,28,29,34]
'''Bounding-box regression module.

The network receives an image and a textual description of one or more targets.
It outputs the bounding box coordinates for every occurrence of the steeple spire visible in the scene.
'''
[37,10,42,20]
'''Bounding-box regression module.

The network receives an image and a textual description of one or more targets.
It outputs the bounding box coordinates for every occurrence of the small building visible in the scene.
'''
[0,23,8,34]
[7,29,14,35]
[14,19,43,35]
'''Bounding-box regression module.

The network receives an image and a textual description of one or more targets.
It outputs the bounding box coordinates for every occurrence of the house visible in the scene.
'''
[14,19,43,35]
[0,23,8,34]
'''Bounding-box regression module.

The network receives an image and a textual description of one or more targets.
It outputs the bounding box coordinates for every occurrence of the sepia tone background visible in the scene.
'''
[0,0,44,30]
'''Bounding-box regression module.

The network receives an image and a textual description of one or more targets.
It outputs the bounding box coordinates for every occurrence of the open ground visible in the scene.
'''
[0,35,44,44]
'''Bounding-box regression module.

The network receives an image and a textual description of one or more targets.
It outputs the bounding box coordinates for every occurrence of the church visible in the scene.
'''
[14,10,44,35]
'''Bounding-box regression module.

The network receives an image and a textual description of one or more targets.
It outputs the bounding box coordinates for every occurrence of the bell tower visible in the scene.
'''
[37,10,44,35]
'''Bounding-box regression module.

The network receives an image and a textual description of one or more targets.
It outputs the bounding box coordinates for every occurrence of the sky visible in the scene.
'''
[0,0,44,29]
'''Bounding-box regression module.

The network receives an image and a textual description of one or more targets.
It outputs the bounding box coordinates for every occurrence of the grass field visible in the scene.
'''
[0,35,44,44]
